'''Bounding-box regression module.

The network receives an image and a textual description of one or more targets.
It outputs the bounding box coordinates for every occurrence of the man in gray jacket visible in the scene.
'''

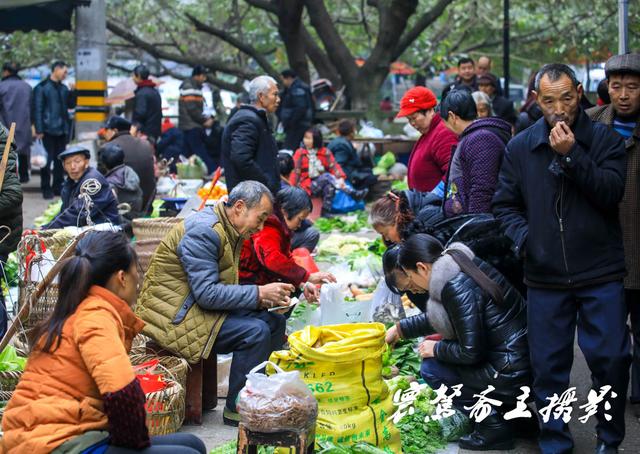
[0,62,32,183]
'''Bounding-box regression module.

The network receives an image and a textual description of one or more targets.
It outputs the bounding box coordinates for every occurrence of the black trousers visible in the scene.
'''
[18,153,30,181]
[41,133,67,194]
[627,289,640,404]
[105,433,206,454]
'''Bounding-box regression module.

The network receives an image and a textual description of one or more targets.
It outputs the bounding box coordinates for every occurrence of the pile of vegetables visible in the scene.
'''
[0,346,26,372]
[381,339,421,378]
[1,252,18,296]
[391,179,409,191]
[372,152,396,176]
[316,235,371,263]
[368,238,387,257]
[34,200,62,228]
[315,211,369,234]
[318,441,388,453]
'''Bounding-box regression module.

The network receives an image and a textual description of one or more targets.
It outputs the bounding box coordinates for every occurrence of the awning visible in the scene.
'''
[0,0,90,32]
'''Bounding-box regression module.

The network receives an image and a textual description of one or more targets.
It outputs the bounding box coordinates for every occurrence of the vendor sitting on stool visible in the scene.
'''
[136,181,295,427]
[43,145,120,229]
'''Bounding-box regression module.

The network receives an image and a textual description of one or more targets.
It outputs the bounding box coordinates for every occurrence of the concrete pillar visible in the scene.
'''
[74,0,107,142]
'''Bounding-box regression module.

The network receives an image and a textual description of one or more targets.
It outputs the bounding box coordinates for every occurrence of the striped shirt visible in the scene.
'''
[613,117,636,139]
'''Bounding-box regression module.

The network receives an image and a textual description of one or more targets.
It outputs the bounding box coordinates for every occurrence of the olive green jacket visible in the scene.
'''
[136,202,259,363]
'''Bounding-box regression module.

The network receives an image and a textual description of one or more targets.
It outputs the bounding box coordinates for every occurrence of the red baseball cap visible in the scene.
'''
[396,86,438,118]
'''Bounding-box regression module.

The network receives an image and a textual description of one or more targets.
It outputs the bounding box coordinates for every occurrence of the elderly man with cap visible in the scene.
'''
[588,53,640,419]
[43,145,120,229]
[477,73,516,126]
[103,116,156,213]
[397,86,457,192]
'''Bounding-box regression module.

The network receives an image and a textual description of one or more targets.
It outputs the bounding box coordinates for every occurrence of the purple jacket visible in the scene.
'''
[444,117,511,217]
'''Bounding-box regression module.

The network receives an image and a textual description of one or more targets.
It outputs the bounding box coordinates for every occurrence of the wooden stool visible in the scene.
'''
[145,342,217,425]
[237,423,316,453]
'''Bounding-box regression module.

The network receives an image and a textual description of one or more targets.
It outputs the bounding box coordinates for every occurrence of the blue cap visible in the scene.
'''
[58,145,91,161]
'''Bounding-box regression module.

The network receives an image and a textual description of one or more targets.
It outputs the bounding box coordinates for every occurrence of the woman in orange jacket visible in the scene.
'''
[1,231,205,454]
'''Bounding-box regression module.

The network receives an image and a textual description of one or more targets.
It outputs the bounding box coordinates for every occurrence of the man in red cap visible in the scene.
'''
[398,86,457,192]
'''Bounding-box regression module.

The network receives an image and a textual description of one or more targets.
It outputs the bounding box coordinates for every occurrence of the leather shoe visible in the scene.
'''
[459,414,515,451]
[595,441,617,454]
[510,414,540,439]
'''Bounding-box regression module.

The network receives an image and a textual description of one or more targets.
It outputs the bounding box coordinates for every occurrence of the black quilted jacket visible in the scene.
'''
[399,258,531,401]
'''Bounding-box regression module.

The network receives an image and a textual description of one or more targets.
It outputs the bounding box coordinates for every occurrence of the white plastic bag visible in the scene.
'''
[28,249,58,284]
[359,121,384,139]
[371,280,406,324]
[320,282,373,325]
[237,361,318,432]
[30,139,48,169]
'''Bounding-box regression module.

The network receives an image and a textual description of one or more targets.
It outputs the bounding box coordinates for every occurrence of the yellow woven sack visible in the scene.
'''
[270,323,401,452]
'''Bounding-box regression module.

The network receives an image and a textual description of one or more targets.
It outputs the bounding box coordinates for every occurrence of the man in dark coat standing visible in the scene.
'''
[442,57,478,100]
[493,63,630,454]
[222,75,280,195]
[103,116,156,213]
[132,64,162,143]
[587,53,640,420]
[0,123,23,338]
[33,60,72,199]
[278,69,313,150]
[0,62,32,182]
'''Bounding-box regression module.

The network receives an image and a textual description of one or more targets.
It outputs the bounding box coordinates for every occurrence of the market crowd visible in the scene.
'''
[0,51,637,454]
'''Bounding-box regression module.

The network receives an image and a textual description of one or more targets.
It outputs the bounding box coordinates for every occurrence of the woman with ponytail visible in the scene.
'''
[1,231,205,454]
[386,233,532,451]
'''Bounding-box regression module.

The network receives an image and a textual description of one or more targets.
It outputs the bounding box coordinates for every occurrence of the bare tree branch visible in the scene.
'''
[393,0,456,60]
[107,19,257,80]
[185,13,280,79]
[244,0,277,13]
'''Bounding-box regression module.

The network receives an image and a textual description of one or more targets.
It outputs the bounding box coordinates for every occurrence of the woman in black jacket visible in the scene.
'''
[386,233,533,451]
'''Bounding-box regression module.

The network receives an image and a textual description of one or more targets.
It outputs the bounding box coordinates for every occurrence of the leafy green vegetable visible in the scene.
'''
[385,376,412,394]
[395,408,447,454]
[209,441,274,454]
[377,152,396,170]
[388,339,421,377]
[317,441,387,454]
[1,252,19,296]
[440,410,473,441]
[313,211,369,234]
[0,345,27,372]
[368,238,387,257]
[34,200,62,228]
[391,179,409,191]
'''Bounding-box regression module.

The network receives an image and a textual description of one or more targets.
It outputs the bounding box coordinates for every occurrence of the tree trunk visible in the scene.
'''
[277,0,310,83]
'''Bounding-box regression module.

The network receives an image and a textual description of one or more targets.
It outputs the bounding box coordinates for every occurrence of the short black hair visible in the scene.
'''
[278,151,294,177]
[338,119,355,137]
[597,79,611,104]
[105,116,132,132]
[281,69,297,79]
[440,89,477,121]
[2,62,19,75]
[100,143,125,170]
[133,64,150,80]
[534,63,580,92]
[306,126,323,149]
[192,65,206,77]
[51,60,67,72]
[276,186,312,220]
[458,57,474,67]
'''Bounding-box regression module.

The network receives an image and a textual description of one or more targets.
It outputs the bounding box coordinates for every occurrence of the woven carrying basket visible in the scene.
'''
[130,354,189,435]
[18,281,59,332]
[134,239,161,275]
[0,370,23,393]
[0,390,14,423]
[35,229,75,260]
[132,218,182,242]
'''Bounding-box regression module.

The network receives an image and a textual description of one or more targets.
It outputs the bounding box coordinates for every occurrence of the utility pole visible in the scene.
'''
[503,0,510,98]
[619,0,629,54]
[74,0,108,142]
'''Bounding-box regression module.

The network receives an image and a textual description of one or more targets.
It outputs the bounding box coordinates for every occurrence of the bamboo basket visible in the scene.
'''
[0,370,22,393]
[0,390,14,423]
[132,218,182,242]
[130,334,152,356]
[134,239,162,275]
[18,282,59,332]
[130,354,189,435]
[35,229,76,260]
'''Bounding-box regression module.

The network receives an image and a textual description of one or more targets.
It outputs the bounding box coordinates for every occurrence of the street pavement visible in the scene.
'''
[18,177,640,453]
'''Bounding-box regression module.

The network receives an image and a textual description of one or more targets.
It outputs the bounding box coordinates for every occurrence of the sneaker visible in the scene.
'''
[43,189,54,200]
[222,406,240,427]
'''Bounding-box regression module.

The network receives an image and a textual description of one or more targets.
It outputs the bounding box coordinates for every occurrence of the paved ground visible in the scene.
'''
[17,176,640,453]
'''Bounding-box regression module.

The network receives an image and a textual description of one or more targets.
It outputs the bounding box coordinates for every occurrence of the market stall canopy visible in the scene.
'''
[0,0,90,33]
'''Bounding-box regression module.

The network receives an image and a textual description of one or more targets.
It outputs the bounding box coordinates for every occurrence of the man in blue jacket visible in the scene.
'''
[278,69,313,150]
[44,146,120,229]
[493,63,630,454]
[33,61,72,199]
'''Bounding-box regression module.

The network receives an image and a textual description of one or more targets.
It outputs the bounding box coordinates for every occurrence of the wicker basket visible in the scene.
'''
[18,281,59,332]
[35,229,76,260]
[134,239,162,275]
[130,354,188,435]
[0,370,23,393]
[132,218,182,242]
[0,390,14,423]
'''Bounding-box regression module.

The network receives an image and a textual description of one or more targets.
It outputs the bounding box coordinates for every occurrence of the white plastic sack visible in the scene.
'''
[217,354,232,398]
[359,121,384,139]
[30,139,48,169]
[28,249,58,284]
[237,361,318,432]
[371,280,406,324]
[319,282,373,325]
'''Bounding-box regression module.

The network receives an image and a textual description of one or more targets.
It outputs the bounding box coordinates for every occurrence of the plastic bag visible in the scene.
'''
[30,139,48,169]
[331,186,365,214]
[371,280,406,324]
[237,361,318,432]
[319,282,373,325]
[358,121,384,139]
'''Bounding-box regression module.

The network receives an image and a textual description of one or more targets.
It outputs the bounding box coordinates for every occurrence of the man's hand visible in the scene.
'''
[35,132,44,140]
[418,339,437,359]
[258,282,295,309]
[307,272,336,285]
[385,325,400,345]
[303,282,320,303]
[203,118,214,128]
[549,121,575,156]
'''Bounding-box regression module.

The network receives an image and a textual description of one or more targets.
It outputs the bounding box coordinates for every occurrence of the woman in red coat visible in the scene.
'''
[290,126,366,213]
[240,186,335,301]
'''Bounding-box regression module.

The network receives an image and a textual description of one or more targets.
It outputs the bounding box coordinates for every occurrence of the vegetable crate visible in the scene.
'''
[130,353,189,436]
